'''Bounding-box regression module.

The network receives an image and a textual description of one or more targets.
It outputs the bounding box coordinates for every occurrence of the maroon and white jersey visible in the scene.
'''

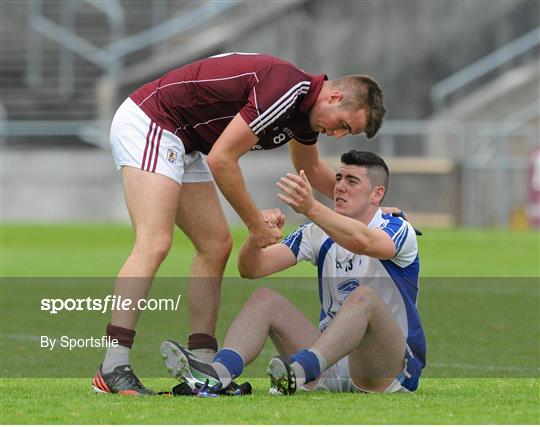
[129,53,326,154]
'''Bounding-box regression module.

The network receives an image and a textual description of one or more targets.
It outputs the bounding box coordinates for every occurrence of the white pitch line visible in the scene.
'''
[2,333,41,342]
[428,361,539,373]
[424,286,539,297]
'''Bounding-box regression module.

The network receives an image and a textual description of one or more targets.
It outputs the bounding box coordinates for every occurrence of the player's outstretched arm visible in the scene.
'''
[289,140,335,199]
[208,114,281,248]
[277,171,397,259]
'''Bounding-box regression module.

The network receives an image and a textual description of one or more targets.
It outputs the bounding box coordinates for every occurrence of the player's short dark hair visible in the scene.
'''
[340,150,389,194]
[331,75,386,139]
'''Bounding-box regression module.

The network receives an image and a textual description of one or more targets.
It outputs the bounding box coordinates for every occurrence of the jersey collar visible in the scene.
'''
[367,208,384,229]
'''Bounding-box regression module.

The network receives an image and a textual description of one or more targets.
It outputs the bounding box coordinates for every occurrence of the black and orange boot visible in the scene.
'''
[92,364,155,396]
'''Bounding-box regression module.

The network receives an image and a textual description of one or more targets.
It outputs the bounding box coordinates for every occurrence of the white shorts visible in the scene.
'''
[300,356,361,393]
[301,355,413,394]
[110,98,213,184]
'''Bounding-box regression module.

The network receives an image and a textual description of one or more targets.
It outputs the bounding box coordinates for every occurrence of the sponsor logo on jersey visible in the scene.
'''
[167,149,178,164]
[337,278,360,294]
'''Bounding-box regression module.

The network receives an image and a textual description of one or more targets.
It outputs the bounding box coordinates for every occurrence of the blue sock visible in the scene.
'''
[213,348,245,380]
[291,349,321,382]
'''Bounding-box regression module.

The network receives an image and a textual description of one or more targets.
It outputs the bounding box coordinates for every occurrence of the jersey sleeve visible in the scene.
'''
[378,216,418,267]
[282,223,317,265]
[239,64,312,137]
[293,129,319,145]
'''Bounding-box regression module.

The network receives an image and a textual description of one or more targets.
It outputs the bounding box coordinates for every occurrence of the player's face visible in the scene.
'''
[334,164,380,218]
[309,93,368,140]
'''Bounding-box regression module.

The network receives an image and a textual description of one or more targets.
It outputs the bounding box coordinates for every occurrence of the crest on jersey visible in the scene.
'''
[167,149,178,164]
[337,279,360,294]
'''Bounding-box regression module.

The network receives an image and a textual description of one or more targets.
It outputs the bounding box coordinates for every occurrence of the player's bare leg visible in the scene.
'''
[95,166,181,395]
[222,287,320,362]
[160,287,319,390]
[208,287,319,388]
[217,288,320,390]
[111,167,181,329]
[174,181,233,362]
[309,285,406,392]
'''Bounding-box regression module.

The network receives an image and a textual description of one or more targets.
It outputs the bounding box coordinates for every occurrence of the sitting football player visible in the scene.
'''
[161,151,425,395]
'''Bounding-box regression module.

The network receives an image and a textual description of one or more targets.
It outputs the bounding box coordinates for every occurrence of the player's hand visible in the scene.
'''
[248,217,283,248]
[381,206,406,218]
[381,207,423,235]
[276,170,315,215]
[261,208,285,229]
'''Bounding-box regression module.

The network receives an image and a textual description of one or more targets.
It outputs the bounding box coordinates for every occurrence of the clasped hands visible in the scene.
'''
[249,170,313,249]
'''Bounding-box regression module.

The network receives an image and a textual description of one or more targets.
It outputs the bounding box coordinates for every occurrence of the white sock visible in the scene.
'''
[191,348,216,364]
[308,347,328,371]
[212,361,233,388]
[102,345,130,374]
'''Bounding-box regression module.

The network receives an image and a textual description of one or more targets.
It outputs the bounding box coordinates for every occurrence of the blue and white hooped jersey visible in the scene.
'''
[282,208,426,368]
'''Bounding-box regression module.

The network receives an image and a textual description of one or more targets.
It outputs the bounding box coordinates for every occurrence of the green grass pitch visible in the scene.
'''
[1,224,539,424]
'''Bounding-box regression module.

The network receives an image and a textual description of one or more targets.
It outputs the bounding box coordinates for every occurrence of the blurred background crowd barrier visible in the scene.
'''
[1,0,539,228]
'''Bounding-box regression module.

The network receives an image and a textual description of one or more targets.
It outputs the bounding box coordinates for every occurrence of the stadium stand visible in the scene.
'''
[2,0,306,146]
[1,0,538,227]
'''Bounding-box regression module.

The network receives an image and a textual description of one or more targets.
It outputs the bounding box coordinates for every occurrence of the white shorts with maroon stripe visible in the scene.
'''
[110,98,213,184]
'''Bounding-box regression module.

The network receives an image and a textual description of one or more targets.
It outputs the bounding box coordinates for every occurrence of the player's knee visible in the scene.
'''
[133,234,173,265]
[247,287,284,310]
[217,232,233,260]
[345,286,377,310]
[197,231,233,264]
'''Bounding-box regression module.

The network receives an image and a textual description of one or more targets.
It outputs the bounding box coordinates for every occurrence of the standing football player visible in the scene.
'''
[92,53,385,395]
